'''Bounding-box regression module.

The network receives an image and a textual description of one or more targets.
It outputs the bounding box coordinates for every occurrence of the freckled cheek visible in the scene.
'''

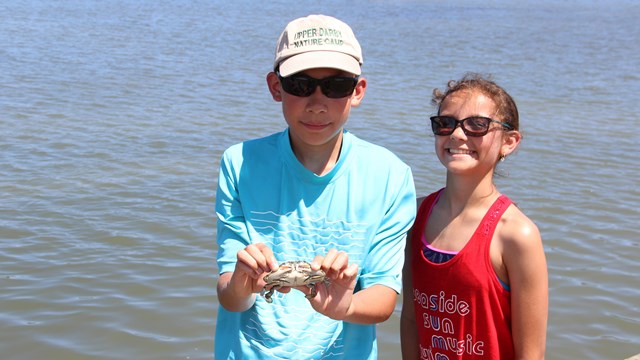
[481,137,503,154]
[434,137,448,151]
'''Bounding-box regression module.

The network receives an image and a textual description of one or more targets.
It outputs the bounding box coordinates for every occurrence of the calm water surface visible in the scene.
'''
[1,1,639,359]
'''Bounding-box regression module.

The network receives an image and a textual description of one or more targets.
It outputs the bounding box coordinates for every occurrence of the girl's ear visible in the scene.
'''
[350,77,367,107]
[266,72,283,102]
[501,130,522,158]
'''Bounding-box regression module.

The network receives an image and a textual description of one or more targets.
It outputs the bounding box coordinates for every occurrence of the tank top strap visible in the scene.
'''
[479,194,512,238]
[412,189,444,252]
[465,194,513,256]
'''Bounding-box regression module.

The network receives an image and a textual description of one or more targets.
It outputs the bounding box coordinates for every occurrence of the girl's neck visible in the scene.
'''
[442,173,499,215]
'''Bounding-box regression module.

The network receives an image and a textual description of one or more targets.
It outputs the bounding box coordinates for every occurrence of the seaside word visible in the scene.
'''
[413,289,470,316]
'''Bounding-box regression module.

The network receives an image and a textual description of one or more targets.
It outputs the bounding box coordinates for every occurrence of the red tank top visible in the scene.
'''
[411,189,514,359]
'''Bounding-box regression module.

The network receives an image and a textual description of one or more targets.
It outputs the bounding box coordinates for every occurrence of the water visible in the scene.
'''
[1,1,639,359]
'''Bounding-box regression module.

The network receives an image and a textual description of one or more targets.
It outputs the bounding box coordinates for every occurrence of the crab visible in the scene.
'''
[260,261,328,303]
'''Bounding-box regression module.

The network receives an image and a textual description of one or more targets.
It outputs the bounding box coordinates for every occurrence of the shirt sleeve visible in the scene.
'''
[215,147,250,274]
[358,165,417,293]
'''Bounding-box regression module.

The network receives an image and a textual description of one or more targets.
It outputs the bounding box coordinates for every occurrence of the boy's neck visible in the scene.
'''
[291,132,343,176]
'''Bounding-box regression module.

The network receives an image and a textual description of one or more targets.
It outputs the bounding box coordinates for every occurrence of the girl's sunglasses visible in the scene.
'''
[430,115,513,137]
[277,72,359,99]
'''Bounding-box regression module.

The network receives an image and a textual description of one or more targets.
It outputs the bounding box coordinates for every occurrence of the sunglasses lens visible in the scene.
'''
[281,76,315,97]
[464,117,491,135]
[430,116,494,137]
[279,73,357,98]
[431,116,455,135]
[321,77,358,99]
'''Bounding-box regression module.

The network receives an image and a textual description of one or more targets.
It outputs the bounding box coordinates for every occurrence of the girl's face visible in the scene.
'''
[434,90,510,176]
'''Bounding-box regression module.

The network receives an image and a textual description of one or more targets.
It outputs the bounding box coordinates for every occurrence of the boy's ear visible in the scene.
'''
[350,77,367,107]
[266,72,283,102]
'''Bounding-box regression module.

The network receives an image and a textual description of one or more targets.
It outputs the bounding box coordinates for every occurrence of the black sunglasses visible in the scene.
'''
[430,115,513,137]
[277,72,359,99]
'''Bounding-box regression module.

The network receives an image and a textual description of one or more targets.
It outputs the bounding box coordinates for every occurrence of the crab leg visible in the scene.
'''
[305,284,317,299]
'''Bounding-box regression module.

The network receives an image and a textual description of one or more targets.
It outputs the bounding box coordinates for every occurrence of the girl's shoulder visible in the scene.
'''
[496,201,548,295]
[416,189,444,210]
[498,203,542,252]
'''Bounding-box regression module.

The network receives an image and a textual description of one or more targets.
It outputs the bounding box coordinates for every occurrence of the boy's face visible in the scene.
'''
[267,67,366,153]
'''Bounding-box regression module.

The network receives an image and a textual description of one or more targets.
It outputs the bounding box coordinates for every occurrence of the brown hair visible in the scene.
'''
[432,73,519,131]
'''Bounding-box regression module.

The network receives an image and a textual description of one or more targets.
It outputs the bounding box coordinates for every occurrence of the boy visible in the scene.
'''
[215,14,416,359]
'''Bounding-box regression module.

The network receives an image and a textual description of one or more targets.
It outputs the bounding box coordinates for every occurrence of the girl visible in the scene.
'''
[400,74,548,359]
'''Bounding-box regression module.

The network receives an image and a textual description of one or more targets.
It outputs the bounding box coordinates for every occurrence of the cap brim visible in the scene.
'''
[278,51,361,77]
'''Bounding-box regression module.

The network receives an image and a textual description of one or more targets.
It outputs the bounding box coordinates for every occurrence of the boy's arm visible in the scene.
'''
[217,272,255,312]
[217,243,279,312]
[341,166,416,324]
[306,167,416,324]
[215,150,278,312]
[347,284,398,323]
[305,252,397,324]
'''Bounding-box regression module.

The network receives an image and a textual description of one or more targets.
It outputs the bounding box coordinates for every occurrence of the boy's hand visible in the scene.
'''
[304,249,359,320]
[230,243,279,298]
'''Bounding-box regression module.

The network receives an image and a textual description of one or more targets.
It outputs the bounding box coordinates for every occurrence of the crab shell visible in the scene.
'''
[260,261,327,303]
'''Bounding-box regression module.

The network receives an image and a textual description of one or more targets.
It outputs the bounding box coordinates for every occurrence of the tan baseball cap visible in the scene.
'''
[274,14,363,77]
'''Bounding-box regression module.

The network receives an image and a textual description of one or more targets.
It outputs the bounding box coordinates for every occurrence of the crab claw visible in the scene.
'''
[304,284,318,300]
[261,285,277,303]
[264,292,274,303]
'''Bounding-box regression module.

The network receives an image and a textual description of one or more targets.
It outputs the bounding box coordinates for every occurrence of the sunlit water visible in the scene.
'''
[1,1,639,359]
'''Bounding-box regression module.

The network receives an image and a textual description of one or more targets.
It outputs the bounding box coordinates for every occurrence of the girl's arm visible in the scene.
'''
[502,211,548,359]
[400,225,419,359]
[401,196,424,359]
